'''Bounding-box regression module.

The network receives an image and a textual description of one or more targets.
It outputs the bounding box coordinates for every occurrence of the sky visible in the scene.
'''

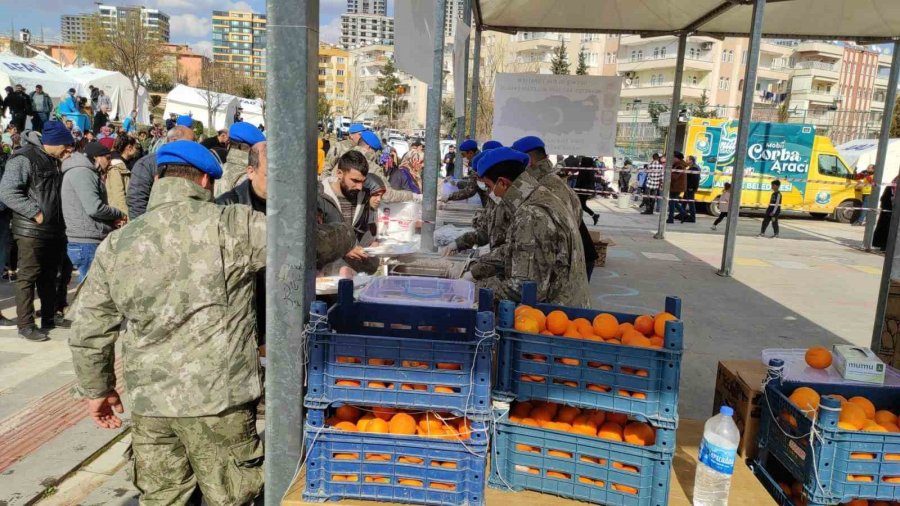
[0,0,371,56]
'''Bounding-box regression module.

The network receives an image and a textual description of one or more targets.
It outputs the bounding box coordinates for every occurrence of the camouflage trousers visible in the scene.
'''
[129,404,264,506]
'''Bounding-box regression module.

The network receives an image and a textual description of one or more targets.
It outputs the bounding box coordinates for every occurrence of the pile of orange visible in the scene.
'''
[508,400,656,447]
[330,474,458,490]
[513,305,676,350]
[325,404,473,441]
[784,387,900,434]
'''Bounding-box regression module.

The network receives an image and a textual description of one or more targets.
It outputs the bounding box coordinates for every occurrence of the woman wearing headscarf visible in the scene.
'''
[873,176,898,252]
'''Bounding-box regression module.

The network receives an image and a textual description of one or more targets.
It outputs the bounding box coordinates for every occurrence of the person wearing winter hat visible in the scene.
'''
[0,120,74,341]
[215,121,267,197]
[323,123,367,177]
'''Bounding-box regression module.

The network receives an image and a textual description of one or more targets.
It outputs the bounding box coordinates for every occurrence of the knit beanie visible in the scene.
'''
[41,121,75,146]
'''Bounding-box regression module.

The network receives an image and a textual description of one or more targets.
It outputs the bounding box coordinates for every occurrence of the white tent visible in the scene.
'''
[65,67,150,124]
[237,97,265,127]
[163,84,240,132]
[838,138,900,185]
[0,52,78,101]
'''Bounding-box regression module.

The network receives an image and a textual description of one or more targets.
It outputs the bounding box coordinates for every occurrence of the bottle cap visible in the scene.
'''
[720,406,734,417]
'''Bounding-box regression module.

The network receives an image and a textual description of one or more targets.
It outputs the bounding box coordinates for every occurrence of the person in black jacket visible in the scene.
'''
[873,178,896,251]
[4,85,32,133]
[759,179,783,238]
[127,123,195,218]
[683,155,701,223]
[575,156,599,225]
[0,121,72,341]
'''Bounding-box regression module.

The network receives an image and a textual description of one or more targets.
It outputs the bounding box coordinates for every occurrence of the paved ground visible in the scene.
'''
[1,197,884,505]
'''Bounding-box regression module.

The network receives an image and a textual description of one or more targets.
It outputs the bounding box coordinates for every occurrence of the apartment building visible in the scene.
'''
[211,10,267,80]
[320,44,350,115]
[346,0,387,15]
[347,44,428,129]
[60,4,170,44]
[340,13,394,49]
[61,15,91,44]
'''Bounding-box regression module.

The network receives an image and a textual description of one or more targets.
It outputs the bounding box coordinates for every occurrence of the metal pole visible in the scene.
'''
[871,41,900,350]
[718,0,765,277]
[655,32,687,240]
[454,0,472,178]
[264,0,318,503]
[421,0,447,252]
[864,41,900,250]
[468,26,482,140]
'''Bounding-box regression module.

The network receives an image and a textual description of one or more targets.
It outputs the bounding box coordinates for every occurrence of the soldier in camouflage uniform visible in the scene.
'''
[473,147,591,307]
[323,123,366,177]
[69,140,353,505]
[215,122,266,198]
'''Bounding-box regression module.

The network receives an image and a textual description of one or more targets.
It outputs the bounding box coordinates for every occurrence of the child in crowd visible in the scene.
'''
[710,182,731,231]
[759,180,782,238]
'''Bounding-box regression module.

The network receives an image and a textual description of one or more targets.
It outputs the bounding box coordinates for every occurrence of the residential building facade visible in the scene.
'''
[212,10,267,80]
[346,0,387,15]
[320,43,350,116]
[61,14,91,44]
[60,4,170,44]
[340,13,394,49]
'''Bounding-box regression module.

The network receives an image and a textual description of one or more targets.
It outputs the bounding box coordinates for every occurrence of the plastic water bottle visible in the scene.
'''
[693,406,740,506]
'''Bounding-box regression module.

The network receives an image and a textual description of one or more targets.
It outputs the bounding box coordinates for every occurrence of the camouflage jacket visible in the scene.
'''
[476,171,591,308]
[323,138,355,177]
[214,146,250,198]
[447,169,487,203]
[531,158,558,180]
[69,177,268,417]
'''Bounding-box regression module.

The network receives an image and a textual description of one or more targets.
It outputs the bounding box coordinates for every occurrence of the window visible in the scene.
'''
[337,69,345,76]
[637,50,643,60]
[722,50,727,62]
[742,50,747,64]
[688,48,697,59]
[632,76,640,87]
[660,47,667,58]
[690,75,698,86]
[337,57,345,63]
[650,74,658,86]
[817,154,851,178]
[719,77,730,90]
[653,47,660,59]
[605,52,616,64]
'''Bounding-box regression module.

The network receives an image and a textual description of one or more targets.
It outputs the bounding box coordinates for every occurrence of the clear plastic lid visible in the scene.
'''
[358,276,476,309]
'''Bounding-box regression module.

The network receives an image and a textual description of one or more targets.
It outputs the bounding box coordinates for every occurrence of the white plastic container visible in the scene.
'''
[618,193,631,209]
[358,276,476,309]
[693,406,740,506]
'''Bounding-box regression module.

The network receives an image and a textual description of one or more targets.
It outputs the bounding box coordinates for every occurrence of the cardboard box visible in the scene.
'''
[878,279,900,369]
[833,345,886,384]
[712,360,768,460]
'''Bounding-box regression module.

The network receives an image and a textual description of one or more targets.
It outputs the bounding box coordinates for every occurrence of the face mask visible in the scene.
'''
[476,181,487,191]
[489,191,501,204]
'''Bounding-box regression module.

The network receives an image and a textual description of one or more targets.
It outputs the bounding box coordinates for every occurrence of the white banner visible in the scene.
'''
[394,0,436,85]
[453,20,470,120]
[493,74,624,156]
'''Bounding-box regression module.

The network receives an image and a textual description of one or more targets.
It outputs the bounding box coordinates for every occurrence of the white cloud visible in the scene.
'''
[192,40,213,57]
[321,16,342,44]
[227,1,255,11]
[170,13,212,39]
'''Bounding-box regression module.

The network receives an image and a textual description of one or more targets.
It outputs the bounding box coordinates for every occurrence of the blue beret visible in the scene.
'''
[475,147,529,178]
[470,151,486,173]
[482,140,503,151]
[348,123,366,134]
[157,140,223,179]
[176,115,193,127]
[512,136,544,153]
[360,130,382,150]
[229,121,266,146]
[459,139,478,152]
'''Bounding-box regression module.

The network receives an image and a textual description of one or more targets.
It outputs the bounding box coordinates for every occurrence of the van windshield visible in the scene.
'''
[818,154,852,178]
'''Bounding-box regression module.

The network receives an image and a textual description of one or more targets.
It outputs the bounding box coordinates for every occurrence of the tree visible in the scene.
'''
[692,89,713,118]
[891,95,900,138]
[648,101,669,125]
[146,71,174,93]
[197,61,236,135]
[441,98,458,138]
[318,96,332,125]
[344,66,367,121]
[373,58,407,126]
[79,12,164,111]
[576,49,588,76]
[550,40,570,75]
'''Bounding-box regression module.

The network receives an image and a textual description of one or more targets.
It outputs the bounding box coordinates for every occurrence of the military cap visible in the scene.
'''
[512,136,545,154]
[176,115,194,127]
[458,139,478,152]
[348,123,366,134]
[470,151,486,173]
[482,140,503,151]
[360,130,382,150]
[476,147,529,177]
[229,121,266,146]
[157,140,223,179]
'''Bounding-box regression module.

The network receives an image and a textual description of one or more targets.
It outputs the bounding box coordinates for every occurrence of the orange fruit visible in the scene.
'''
[847,475,874,482]
[418,413,444,435]
[587,384,610,392]
[874,410,898,426]
[368,381,390,389]
[356,414,374,431]
[429,482,456,490]
[365,453,390,461]
[530,407,554,423]
[523,308,547,332]
[587,410,607,427]
[557,405,581,424]
[578,476,595,485]
[623,422,656,446]
[336,356,361,364]
[398,456,424,464]
[516,444,539,453]
[435,386,455,394]
[548,449,573,459]
[633,315,654,336]
[512,402,533,419]
[628,335,653,348]
[563,323,582,338]
[520,417,539,427]
[883,477,900,483]
[334,421,358,431]
[830,394,849,406]
[598,422,624,441]
[863,424,888,433]
[398,479,423,487]
[618,322,634,338]
[326,416,341,426]
[365,475,390,483]
[632,392,647,400]
[840,402,868,430]
[557,357,580,366]
[336,379,361,388]
[580,455,604,465]
[612,483,638,494]
[335,405,361,422]
[653,312,676,337]
[389,413,417,435]
[573,318,593,335]
[546,471,570,480]
[334,453,359,460]
[838,421,858,431]
[545,421,572,432]
[621,329,646,345]
[540,330,554,335]
[613,462,639,473]
[851,452,876,460]
[571,416,598,436]
[592,313,619,339]
[848,397,876,419]
[373,406,397,420]
[368,358,392,366]
[546,310,570,335]
[365,417,390,433]
[515,304,532,317]
[649,336,664,348]
[607,412,628,425]
[789,387,821,415]
[457,419,472,440]
[804,347,833,369]
[880,422,900,432]
[436,362,462,370]
[332,474,358,482]
[515,315,540,334]
[843,501,869,506]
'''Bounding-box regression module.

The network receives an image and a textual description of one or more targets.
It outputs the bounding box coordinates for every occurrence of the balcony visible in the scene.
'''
[620,84,708,100]
[791,89,840,104]
[792,60,840,81]
[795,41,844,57]
[617,55,713,72]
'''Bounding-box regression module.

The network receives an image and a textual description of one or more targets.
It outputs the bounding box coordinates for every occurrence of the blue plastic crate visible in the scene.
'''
[303,409,489,506]
[494,282,683,429]
[305,280,496,420]
[488,409,672,506]
[748,456,801,506]
[757,359,900,505]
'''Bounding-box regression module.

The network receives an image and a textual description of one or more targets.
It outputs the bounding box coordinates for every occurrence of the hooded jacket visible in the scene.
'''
[61,152,124,243]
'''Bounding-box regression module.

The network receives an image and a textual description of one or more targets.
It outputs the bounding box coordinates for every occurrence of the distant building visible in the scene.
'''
[346,0,387,15]
[320,43,350,115]
[61,4,170,44]
[340,13,394,49]
[212,10,267,80]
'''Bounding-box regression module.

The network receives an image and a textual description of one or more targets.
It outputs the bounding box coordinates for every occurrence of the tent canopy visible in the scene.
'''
[64,67,150,124]
[0,52,78,100]
[163,84,240,132]
[237,97,265,127]
[837,138,900,184]
[475,0,900,41]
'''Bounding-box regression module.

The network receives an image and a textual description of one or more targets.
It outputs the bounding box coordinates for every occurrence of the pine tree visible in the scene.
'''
[550,40,570,75]
[576,49,588,75]
[374,58,408,121]
[692,89,713,118]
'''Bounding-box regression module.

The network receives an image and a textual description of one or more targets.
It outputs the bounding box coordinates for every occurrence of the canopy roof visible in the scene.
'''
[475,0,900,42]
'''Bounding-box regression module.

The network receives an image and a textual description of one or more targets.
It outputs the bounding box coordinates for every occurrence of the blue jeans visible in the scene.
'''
[31,112,50,133]
[67,243,98,285]
[668,192,685,221]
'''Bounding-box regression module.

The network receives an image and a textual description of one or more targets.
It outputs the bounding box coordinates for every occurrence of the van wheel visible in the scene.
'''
[708,199,721,217]
[832,200,860,224]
